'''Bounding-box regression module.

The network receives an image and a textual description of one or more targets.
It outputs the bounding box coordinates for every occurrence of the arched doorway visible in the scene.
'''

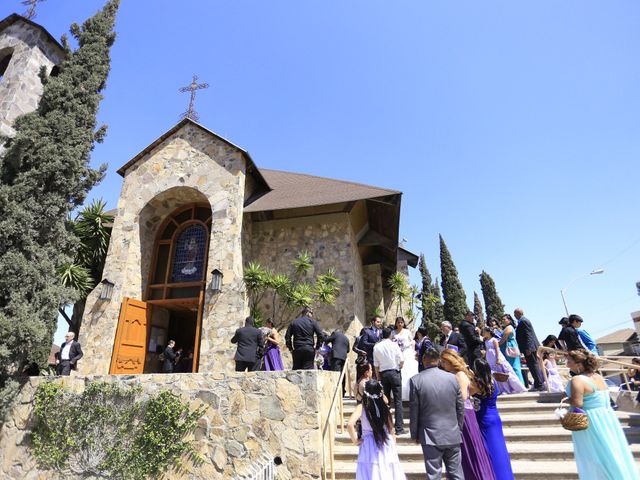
[109,203,212,374]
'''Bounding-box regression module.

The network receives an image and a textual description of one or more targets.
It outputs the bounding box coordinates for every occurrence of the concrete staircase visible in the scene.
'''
[331,391,640,479]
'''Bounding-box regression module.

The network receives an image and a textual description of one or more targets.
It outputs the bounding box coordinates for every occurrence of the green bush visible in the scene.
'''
[32,381,206,479]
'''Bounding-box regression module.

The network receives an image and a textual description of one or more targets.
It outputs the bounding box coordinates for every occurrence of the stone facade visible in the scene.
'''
[0,17,64,139]
[80,122,249,375]
[0,370,340,479]
[247,213,366,338]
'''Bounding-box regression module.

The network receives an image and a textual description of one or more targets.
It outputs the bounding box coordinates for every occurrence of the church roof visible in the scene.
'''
[0,13,65,53]
[244,169,400,212]
[597,328,637,344]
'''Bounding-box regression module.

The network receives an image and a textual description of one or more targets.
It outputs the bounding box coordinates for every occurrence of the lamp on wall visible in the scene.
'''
[210,269,223,293]
[99,278,115,301]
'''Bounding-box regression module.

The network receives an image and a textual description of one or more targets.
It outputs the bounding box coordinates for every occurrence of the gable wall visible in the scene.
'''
[80,123,248,375]
[0,20,63,138]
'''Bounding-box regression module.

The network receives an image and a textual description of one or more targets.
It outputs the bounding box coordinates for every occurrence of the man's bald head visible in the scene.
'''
[514,308,524,320]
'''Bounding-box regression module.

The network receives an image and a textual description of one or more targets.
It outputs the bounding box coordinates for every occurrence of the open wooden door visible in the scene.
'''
[109,297,150,374]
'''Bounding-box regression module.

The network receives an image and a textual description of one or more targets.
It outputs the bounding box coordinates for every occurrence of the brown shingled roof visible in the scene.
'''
[596,328,637,344]
[244,169,400,212]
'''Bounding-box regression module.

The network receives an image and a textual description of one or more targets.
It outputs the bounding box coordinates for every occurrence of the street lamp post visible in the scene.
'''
[560,269,604,316]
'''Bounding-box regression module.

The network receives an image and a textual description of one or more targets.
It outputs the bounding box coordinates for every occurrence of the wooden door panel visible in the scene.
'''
[109,298,150,374]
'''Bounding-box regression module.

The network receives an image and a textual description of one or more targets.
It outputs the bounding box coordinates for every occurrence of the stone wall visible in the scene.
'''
[80,122,249,376]
[0,19,64,139]
[247,213,366,339]
[0,371,340,480]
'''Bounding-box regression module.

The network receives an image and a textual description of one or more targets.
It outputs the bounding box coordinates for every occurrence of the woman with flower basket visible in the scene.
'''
[564,349,638,479]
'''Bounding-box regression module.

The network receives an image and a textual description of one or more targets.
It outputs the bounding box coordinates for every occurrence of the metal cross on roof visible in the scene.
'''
[22,0,45,20]
[179,74,209,122]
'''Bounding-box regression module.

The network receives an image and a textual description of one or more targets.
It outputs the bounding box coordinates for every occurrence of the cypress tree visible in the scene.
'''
[0,0,119,415]
[480,270,505,324]
[473,291,485,328]
[439,235,468,327]
[418,254,440,338]
[426,280,445,332]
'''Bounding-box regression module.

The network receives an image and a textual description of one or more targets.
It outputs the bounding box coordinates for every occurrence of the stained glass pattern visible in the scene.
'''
[171,224,207,283]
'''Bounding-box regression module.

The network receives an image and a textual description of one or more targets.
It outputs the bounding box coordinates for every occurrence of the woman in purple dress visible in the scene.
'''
[472,358,514,480]
[440,349,496,480]
[262,319,284,371]
[347,380,406,480]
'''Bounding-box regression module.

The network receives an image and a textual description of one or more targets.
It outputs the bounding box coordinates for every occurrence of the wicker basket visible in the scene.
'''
[559,398,589,431]
[492,371,510,382]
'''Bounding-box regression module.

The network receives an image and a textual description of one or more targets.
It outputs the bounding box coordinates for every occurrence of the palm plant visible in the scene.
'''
[58,199,113,334]
[387,272,410,317]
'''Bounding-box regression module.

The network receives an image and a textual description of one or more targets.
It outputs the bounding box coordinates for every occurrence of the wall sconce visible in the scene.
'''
[210,269,223,293]
[99,278,114,301]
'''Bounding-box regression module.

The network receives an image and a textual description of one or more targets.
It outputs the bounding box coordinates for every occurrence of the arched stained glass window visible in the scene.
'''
[171,224,207,283]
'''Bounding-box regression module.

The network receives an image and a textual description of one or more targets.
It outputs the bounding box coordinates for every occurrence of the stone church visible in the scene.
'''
[0,13,417,377]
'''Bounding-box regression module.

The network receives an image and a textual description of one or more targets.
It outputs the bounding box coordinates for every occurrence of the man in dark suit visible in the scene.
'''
[285,307,325,370]
[231,316,262,372]
[359,316,383,363]
[514,307,543,390]
[458,310,483,366]
[55,332,83,376]
[162,339,177,373]
[325,329,350,373]
[410,347,465,480]
[438,321,466,359]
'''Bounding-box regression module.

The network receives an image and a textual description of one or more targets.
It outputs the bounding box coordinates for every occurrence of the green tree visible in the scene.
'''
[439,235,468,327]
[58,199,113,336]
[480,270,505,324]
[387,272,410,318]
[418,254,441,338]
[473,291,485,328]
[0,0,120,416]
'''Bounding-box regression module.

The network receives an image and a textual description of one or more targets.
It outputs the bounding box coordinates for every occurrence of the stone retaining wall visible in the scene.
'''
[0,370,340,480]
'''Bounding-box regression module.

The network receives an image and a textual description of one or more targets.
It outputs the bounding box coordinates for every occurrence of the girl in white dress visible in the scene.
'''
[390,317,419,400]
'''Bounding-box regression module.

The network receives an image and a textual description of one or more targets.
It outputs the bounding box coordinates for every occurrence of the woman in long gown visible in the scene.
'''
[482,327,526,394]
[543,351,564,393]
[472,358,515,480]
[440,349,496,480]
[565,349,639,480]
[391,317,419,400]
[347,380,406,480]
[499,314,525,384]
[262,319,284,371]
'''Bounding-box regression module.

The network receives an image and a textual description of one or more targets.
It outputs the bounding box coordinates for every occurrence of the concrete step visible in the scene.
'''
[334,426,640,444]
[331,459,585,479]
[333,442,640,462]
[337,411,640,431]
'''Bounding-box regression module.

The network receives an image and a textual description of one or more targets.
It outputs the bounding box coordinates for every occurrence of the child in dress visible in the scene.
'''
[543,351,564,393]
[347,380,406,480]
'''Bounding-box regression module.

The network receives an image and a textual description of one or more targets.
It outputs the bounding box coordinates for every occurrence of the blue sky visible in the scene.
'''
[5,0,639,345]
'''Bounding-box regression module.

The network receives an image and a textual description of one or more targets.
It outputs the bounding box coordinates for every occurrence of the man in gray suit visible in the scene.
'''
[409,347,465,480]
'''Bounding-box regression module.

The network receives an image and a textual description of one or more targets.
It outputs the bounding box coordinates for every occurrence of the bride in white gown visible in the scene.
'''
[390,317,419,401]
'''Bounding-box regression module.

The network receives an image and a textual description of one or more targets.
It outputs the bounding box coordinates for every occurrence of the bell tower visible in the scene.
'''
[0,14,65,139]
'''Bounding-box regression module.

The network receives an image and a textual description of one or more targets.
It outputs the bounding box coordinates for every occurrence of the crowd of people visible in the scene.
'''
[225,306,638,479]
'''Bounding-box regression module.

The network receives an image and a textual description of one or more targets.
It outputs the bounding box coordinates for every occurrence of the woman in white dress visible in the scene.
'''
[390,317,419,400]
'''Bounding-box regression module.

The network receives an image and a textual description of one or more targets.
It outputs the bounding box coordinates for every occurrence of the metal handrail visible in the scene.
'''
[320,361,349,480]
[536,346,639,392]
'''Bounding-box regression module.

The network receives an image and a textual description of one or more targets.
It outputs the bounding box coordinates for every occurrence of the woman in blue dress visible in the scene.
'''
[565,349,639,480]
[472,358,514,480]
[499,314,525,384]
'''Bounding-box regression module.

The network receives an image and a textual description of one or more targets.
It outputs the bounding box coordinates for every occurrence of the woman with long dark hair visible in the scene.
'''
[472,358,514,480]
[391,316,419,400]
[499,314,525,384]
[347,380,406,480]
[440,349,496,480]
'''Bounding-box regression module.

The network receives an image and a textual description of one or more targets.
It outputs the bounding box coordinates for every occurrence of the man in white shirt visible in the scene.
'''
[55,332,83,376]
[373,327,405,434]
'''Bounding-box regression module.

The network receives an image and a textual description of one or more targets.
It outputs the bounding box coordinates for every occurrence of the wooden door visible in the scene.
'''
[109,297,150,374]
